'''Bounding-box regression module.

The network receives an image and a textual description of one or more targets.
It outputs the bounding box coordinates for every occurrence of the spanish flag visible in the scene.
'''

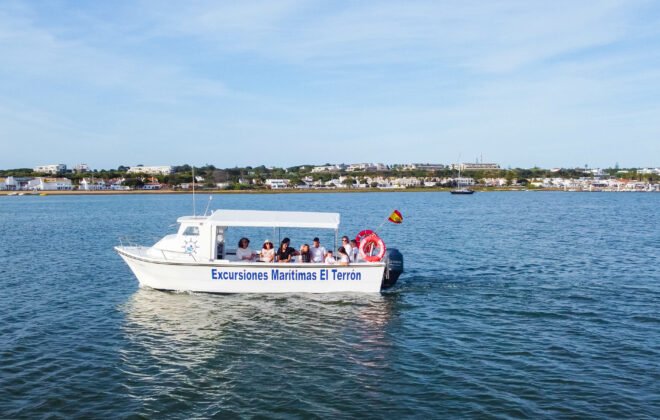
[388,210,403,224]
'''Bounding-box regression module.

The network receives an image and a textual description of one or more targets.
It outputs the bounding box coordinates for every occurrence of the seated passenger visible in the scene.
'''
[350,239,359,262]
[299,244,311,263]
[310,237,327,263]
[324,251,336,264]
[337,246,350,266]
[341,236,353,261]
[260,240,275,262]
[236,237,256,261]
[276,237,296,263]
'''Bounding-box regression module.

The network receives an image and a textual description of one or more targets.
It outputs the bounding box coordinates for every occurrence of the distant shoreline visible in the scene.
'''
[3,187,649,196]
[0,188,461,196]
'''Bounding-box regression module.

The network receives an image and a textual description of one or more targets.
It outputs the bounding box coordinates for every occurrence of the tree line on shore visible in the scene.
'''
[0,164,656,189]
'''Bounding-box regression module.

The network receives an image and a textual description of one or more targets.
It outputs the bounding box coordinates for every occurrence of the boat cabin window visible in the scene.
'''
[182,226,199,236]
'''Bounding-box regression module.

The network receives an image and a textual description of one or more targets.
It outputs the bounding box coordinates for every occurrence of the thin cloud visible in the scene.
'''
[135,0,642,72]
[0,5,228,103]
[0,0,658,168]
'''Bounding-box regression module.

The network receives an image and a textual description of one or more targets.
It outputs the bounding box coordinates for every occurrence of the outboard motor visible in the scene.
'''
[381,248,404,289]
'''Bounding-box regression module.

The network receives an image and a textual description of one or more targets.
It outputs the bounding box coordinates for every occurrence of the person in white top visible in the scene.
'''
[236,237,256,261]
[310,237,327,263]
[324,251,336,264]
[350,239,359,262]
[337,246,350,266]
[341,236,353,262]
[260,240,275,262]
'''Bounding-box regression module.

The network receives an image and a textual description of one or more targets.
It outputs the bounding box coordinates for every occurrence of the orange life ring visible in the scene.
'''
[359,234,386,262]
[355,229,374,248]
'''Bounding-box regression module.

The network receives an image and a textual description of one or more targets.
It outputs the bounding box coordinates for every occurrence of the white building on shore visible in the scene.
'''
[637,167,660,175]
[0,176,19,190]
[80,178,108,190]
[74,163,90,173]
[34,164,67,174]
[265,179,290,189]
[311,164,345,173]
[391,177,422,187]
[458,163,500,171]
[397,163,445,171]
[27,177,73,191]
[142,182,162,190]
[345,163,389,172]
[127,165,173,175]
[215,182,230,189]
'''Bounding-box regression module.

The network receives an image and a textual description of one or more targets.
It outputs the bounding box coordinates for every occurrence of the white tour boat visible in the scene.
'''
[115,209,403,293]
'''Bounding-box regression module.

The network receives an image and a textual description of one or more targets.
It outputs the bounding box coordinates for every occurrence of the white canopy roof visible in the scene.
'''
[203,209,340,229]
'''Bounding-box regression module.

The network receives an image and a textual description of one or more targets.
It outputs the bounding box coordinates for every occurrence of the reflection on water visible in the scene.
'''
[121,290,226,368]
[121,289,396,343]
[118,289,398,415]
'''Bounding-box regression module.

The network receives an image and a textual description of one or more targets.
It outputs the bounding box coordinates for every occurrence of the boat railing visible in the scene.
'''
[118,235,165,247]
[118,235,141,248]
[159,249,198,262]
[118,236,198,262]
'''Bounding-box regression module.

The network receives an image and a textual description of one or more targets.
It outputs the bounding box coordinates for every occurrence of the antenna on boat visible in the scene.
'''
[192,164,196,216]
[203,195,213,216]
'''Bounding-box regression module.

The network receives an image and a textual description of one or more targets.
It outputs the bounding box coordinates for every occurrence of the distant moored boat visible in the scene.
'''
[450,162,475,195]
[450,188,475,195]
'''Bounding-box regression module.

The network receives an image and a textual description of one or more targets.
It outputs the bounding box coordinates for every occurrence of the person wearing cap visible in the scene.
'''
[260,240,275,262]
[276,237,297,263]
[310,237,327,263]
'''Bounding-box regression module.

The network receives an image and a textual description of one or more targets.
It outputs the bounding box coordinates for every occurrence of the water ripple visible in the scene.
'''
[1,193,659,417]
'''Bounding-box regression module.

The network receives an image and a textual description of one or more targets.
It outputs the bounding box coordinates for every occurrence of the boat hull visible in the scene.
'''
[116,246,387,293]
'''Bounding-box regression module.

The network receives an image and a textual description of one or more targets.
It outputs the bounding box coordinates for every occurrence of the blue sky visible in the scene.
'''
[1,0,659,169]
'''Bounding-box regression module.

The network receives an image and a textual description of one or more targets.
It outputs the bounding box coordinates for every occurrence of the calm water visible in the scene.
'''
[1,192,658,418]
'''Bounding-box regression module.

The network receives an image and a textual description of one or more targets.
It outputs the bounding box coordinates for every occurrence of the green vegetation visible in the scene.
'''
[0,164,656,189]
